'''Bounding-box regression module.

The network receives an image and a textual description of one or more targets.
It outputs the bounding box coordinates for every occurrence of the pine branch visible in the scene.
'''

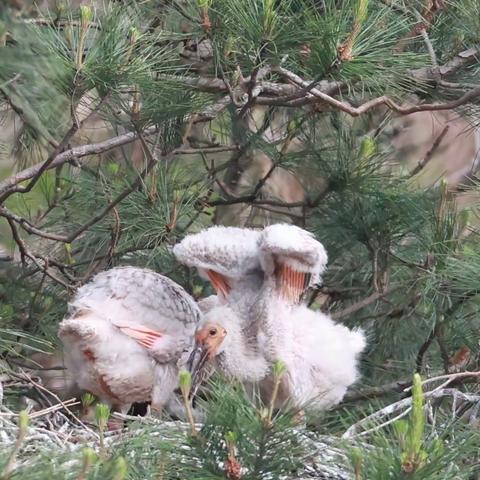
[343,371,480,438]
[266,67,480,114]
[4,217,72,289]
[0,127,157,198]
[63,133,161,244]
[172,46,479,98]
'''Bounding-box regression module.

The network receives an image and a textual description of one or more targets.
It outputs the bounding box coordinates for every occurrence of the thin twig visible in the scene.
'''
[0,93,110,204]
[343,377,479,439]
[410,125,450,177]
[419,27,438,68]
[331,285,401,320]
[0,127,157,196]
[0,207,69,242]
[175,145,239,154]
[4,217,71,289]
[13,371,99,438]
[403,370,480,393]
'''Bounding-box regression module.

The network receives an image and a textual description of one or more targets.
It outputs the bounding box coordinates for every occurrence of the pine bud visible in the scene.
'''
[82,447,96,463]
[129,27,139,46]
[197,0,212,8]
[0,22,6,47]
[440,178,448,195]
[225,430,237,445]
[263,0,276,35]
[350,447,363,480]
[107,162,120,175]
[81,392,96,408]
[113,456,128,480]
[55,1,66,18]
[264,0,274,12]
[356,0,369,25]
[80,6,93,28]
[259,407,269,421]
[224,35,235,58]
[18,410,29,432]
[95,403,111,430]
[457,209,470,233]
[65,242,74,264]
[179,370,192,398]
[411,373,424,455]
[359,136,376,159]
[80,447,96,475]
[272,359,286,378]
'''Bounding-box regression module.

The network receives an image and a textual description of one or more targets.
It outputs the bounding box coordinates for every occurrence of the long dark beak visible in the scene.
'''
[187,343,210,399]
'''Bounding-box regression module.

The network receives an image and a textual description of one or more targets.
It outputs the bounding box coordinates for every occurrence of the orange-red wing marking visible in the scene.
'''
[278,264,310,304]
[99,374,120,402]
[207,270,231,298]
[83,348,96,362]
[116,324,163,349]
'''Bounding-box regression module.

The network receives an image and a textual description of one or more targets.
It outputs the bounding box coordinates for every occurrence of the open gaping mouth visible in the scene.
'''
[186,344,211,399]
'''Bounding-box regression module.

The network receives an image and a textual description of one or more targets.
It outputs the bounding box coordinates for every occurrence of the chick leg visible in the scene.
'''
[107,402,131,431]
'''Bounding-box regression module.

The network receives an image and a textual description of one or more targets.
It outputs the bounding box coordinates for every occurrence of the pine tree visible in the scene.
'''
[1,0,480,478]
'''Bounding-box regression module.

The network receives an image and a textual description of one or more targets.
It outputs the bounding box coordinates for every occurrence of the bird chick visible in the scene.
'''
[58,266,201,419]
[188,305,269,397]
[188,303,365,412]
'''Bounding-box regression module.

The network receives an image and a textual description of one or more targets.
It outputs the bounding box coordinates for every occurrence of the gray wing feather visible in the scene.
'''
[173,226,261,278]
[69,267,200,331]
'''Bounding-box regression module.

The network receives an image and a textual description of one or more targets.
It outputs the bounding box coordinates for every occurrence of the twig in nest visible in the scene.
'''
[14,370,99,439]
[404,370,480,393]
[343,375,480,439]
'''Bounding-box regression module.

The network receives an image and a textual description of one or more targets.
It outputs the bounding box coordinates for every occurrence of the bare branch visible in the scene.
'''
[404,370,480,393]
[175,145,239,154]
[0,127,157,196]
[343,370,480,438]
[331,285,401,320]
[0,206,68,242]
[268,67,480,115]
[410,125,449,177]
[0,93,110,203]
[4,216,72,289]
[343,377,414,403]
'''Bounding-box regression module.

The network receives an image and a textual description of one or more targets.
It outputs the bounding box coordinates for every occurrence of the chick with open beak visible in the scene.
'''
[187,306,269,399]
[188,321,227,397]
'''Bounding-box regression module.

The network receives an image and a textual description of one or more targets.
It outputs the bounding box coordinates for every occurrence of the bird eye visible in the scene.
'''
[209,328,217,336]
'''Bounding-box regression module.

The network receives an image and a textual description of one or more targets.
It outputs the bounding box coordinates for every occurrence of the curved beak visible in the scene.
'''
[186,341,210,399]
